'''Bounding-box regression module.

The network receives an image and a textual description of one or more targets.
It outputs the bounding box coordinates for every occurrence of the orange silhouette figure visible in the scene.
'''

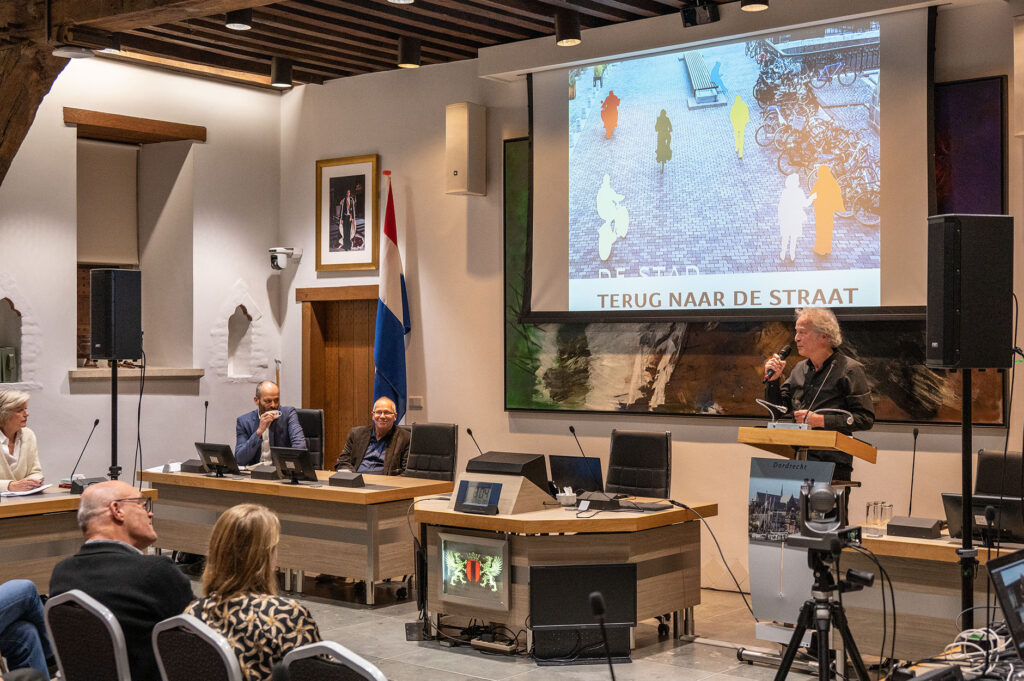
[601,91,621,139]
[812,165,845,255]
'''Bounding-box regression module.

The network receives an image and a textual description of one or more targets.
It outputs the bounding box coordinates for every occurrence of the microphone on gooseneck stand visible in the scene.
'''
[69,419,104,495]
[908,427,919,515]
[466,428,484,456]
[590,591,617,681]
[203,400,209,442]
[762,344,792,383]
[569,425,605,495]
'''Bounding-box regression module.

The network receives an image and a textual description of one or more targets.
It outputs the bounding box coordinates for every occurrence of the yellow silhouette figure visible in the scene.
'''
[812,165,845,256]
[601,91,621,139]
[655,110,672,173]
[729,95,750,159]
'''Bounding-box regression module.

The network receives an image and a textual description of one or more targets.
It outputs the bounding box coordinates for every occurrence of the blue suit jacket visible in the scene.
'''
[235,406,306,466]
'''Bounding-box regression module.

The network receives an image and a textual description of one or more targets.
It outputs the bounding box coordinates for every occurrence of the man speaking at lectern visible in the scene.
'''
[763,307,874,482]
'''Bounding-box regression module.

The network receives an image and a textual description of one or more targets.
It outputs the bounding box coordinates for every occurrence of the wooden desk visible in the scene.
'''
[139,470,452,604]
[0,487,157,592]
[415,499,718,638]
[841,532,1013,661]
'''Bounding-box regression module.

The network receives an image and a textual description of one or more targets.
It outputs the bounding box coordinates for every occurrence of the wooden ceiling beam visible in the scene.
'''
[306,0,535,42]
[421,0,554,33]
[52,0,280,33]
[0,42,66,188]
[239,13,396,66]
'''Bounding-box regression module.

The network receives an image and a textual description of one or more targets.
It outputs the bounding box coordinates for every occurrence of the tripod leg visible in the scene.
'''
[831,603,870,681]
[774,600,814,681]
[815,606,831,681]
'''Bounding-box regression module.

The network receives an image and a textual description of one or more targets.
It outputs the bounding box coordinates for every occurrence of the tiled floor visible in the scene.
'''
[275,584,803,681]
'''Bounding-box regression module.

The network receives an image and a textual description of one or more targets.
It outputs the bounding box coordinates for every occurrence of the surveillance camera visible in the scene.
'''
[268,247,302,270]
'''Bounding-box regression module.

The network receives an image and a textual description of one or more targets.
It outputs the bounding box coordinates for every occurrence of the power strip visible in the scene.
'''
[470,637,517,654]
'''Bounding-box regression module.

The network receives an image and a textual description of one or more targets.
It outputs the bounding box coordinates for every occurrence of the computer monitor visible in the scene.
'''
[987,548,1024,659]
[548,454,603,494]
[942,492,1024,546]
[194,442,240,477]
[271,447,318,485]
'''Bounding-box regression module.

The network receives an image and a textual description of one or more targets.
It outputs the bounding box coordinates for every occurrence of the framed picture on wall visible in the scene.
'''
[315,154,380,271]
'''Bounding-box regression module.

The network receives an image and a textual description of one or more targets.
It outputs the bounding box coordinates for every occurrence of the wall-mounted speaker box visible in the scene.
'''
[445,101,486,196]
[90,268,143,361]
[926,214,1012,369]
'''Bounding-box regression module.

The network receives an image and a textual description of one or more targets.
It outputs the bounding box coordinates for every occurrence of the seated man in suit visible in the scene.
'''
[335,397,410,476]
[235,380,306,466]
[50,480,193,681]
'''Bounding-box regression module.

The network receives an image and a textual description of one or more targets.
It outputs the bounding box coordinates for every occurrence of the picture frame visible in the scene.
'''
[315,154,380,271]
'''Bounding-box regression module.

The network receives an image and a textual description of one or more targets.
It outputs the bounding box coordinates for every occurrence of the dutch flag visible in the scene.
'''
[374,173,411,421]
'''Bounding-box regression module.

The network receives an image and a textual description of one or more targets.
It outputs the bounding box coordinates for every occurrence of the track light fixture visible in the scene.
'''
[225,8,253,30]
[387,0,415,4]
[397,36,421,68]
[741,0,769,11]
[270,57,293,88]
[554,9,582,47]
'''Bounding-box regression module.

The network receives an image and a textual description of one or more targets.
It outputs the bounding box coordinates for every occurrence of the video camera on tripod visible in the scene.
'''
[773,480,875,681]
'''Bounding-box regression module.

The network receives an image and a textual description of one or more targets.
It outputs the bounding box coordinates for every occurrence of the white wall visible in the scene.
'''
[0,58,283,480]
[278,0,1020,590]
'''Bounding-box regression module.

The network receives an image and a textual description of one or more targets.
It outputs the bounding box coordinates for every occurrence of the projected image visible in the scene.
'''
[568,21,880,312]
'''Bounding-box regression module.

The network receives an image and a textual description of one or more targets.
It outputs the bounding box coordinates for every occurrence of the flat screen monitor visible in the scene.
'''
[194,442,240,477]
[942,492,1024,546]
[988,548,1024,660]
[530,563,637,630]
[271,447,318,485]
[548,454,603,494]
[975,450,1024,498]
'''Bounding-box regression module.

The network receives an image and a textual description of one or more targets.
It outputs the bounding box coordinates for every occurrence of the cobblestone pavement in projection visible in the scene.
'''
[568,40,881,281]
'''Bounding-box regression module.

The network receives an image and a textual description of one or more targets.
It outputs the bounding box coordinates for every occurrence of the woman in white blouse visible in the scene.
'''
[0,390,43,492]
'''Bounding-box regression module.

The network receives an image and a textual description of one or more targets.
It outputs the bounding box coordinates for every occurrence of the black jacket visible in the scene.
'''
[50,541,194,681]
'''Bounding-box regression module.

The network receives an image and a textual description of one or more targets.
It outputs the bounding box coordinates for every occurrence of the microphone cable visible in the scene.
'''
[131,348,147,490]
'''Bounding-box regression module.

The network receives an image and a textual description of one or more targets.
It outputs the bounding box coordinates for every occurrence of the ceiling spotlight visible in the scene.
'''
[270,57,293,88]
[741,0,769,11]
[99,33,122,54]
[554,9,581,47]
[397,36,421,68]
[387,0,415,3]
[225,8,253,30]
[52,45,94,58]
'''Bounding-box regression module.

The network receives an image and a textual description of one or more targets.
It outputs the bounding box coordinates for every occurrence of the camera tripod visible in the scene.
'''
[773,545,872,681]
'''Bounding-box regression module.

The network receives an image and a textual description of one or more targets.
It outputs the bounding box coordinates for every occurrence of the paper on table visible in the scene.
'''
[1,483,54,497]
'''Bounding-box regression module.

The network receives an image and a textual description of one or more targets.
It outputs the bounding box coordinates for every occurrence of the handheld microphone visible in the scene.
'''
[908,427,919,515]
[203,400,209,442]
[589,591,616,681]
[569,425,605,495]
[762,345,792,383]
[466,427,484,457]
[69,419,103,495]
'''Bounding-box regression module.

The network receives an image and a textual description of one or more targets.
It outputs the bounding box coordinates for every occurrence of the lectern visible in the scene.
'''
[737,427,877,467]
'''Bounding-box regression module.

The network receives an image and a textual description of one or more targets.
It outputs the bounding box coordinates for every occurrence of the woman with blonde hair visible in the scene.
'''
[186,504,320,681]
[0,390,43,493]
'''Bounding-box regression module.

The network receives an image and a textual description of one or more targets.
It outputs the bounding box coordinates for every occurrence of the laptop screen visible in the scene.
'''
[987,548,1024,658]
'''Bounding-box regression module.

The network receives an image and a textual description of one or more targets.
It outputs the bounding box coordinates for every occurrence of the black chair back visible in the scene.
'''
[283,642,387,681]
[153,615,243,681]
[296,408,326,469]
[403,423,458,481]
[44,590,131,681]
[605,429,672,499]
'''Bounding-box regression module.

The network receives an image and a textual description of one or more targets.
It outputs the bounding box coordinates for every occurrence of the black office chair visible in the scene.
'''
[282,642,387,681]
[605,429,672,499]
[975,449,1023,497]
[403,422,458,481]
[44,590,131,681]
[296,408,325,469]
[153,614,242,681]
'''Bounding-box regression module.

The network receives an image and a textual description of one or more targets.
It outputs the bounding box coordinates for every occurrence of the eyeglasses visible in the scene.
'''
[113,496,153,513]
[372,410,396,417]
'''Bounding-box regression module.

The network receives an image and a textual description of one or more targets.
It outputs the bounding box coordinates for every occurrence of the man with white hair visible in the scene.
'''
[50,480,192,681]
[763,307,874,482]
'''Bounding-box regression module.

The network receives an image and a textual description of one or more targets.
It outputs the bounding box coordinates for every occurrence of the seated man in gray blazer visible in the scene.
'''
[335,397,410,475]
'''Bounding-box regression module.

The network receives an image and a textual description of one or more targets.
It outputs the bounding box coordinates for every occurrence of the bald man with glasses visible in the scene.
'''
[50,481,192,681]
[334,397,411,476]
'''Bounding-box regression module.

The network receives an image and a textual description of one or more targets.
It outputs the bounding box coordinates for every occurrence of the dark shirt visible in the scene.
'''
[356,427,394,474]
[765,350,874,472]
[50,541,194,681]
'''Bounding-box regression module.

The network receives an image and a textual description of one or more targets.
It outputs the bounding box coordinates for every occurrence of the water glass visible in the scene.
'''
[864,500,883,537]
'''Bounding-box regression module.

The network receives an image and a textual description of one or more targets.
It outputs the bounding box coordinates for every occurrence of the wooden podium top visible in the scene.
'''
[737,426,877,464]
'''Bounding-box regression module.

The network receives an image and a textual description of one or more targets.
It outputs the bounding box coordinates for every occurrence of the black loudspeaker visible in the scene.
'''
[90,269,142,360]
[926,214,1012,369]
[680,2,719,26]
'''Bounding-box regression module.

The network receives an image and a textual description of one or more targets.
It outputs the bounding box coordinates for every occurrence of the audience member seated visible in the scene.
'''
[334,397,410,476]
[187,503,321,681]
[235,381,306,467]
[0,580,51,676]
[0,391,43,493]
[50,480,193,681]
